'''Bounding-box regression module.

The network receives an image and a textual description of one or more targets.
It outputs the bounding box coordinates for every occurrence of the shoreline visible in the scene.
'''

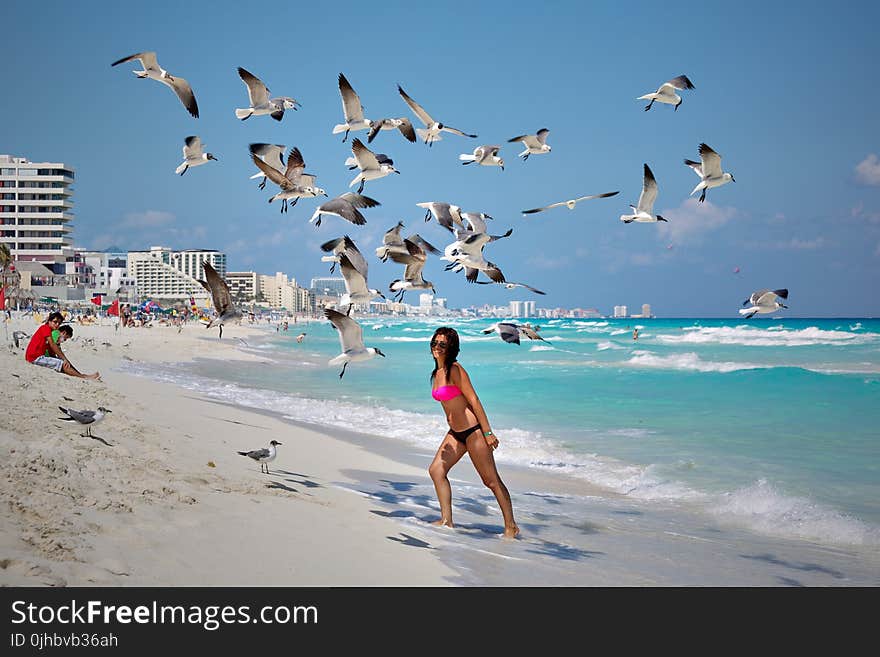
[2,317,878,586]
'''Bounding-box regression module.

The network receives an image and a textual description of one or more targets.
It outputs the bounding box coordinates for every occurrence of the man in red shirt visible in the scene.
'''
[25,311,101,380]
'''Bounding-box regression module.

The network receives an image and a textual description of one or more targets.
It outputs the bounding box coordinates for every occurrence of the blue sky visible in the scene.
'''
[5,0,880,316]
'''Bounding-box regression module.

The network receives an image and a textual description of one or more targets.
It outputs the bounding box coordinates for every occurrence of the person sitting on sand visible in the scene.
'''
[24,312,101,380]
[427,326,519,538]
[46,324,73,356]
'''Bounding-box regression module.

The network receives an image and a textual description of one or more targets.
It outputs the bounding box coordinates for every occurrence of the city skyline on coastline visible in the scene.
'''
[3,1,879,317]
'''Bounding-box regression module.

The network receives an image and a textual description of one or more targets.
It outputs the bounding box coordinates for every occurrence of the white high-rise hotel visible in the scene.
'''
[0,154,75,266]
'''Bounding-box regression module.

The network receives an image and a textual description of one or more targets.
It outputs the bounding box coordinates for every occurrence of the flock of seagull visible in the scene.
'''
[109,54,789,383]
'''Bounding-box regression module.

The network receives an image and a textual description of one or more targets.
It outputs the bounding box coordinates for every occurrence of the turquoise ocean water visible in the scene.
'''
[123,316,880,550]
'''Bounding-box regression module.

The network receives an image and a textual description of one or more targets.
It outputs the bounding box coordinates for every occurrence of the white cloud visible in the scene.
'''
[526,253,571,269]
[778,237,827,250]
[121,210,175,228]
[855,154,880,186]
[850,201,880,224]
[655,198,737,245]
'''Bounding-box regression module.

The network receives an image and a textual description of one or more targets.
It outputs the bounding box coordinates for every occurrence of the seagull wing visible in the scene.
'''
[202,261,232,314]
[340,192,381,209]
[338,253,370,297]
[637,163,658,214]
[749,289,772,306]
[322,236,369,279]
[522,204,554,214]
[251,153,291,189]
[699,143,723,179]
[408,233,441,255]
[183,136,203,159]
[338,73,365,123]
[238,67,270,107]
[396,118,417,142]
[683,158,703,177]
[573,191,620,203]
[245,447,270,460]
[383,222,405,246]
[249,143,286,171]
[462,212,488,234]
[111,51,160,75]
[60,407,97,424]
[325,308,365,351]
[496,323,521,345]
[511,282,546,295]
[442,125,478,138]
[351,138,380,170]
[284,147,305,182]
[397,85,434,126]
[535,128,550,145]
[167,76,199,118]
[667,75,695,91]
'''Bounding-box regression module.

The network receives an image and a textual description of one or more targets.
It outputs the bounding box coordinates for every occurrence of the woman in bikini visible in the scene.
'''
[427,327,519,538]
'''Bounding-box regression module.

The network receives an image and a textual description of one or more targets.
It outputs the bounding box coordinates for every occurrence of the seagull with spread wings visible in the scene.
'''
[324,308,386,379]
[320,236,386,311]
[482,322,549,345]
[348,138,400,193]
[637,75,695,111]
[198,261,242,339]
[388,238,437,302]
[174,136,218,175]
[251,146,326,213]
[739,289,789,319]
[234,67,300,121]
[475,281,546,295]
[309,193,381,228]
[508,128,552,160]
[397,84,478,147]
[620,164,667,223]
[333,73,371,142]
[459,145,504,170]
[684,143,736,203]
[367,117,417,144]
[111,51,200,118]
[523,191,619,215]
[375,222,441,263]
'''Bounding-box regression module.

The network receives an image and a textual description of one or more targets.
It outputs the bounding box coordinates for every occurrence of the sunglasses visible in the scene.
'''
[430,339,449,350]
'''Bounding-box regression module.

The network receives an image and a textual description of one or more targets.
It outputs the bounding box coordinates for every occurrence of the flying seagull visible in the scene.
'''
[459,145,504,170]
[333,73,371,142]
[375,222,440,262]
[739,289,788,319]
[638,75,695,111]
[349,138,400,193]
[175,136,218,175]
[482,322,549,345]
[238,440,282,474]
[684,143,736,203]
[417,201,465,233]
[234,67,300,121]
[397,84,477,146]
[248,143,286,189]
[59,406,111,438]
[324,308,385,378]
[508,128,551,160]
[251,146,326,213]
[320,236,386,310]
[388,238,437,302]
[310,192,380,228]
[198,261,242,339]
[441,231,509,284]
[111,51,199,118]
[620,164,666,223]
[523,191,619,215]
[475,281,546,295]
[367,117,417,144]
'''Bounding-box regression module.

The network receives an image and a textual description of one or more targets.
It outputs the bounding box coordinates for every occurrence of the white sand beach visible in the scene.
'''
[2,315,878,587]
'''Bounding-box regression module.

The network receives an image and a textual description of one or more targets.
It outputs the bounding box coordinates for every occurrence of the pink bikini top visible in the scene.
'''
[432,385,462,402]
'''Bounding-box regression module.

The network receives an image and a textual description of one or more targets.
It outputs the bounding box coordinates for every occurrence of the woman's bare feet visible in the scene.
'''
[502,524,520,539]
[432,519,454,528]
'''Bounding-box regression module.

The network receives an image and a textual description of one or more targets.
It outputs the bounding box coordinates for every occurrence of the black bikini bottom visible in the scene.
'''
[448,424,481,444]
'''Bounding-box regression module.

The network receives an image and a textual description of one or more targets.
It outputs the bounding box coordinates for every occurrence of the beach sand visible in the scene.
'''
[2,315,878,587]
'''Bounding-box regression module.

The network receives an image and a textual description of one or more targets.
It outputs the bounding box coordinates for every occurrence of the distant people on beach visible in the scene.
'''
[633,328,639,340]
[296,332,306,343]
[24,312,101,380]
[427,327,519,538]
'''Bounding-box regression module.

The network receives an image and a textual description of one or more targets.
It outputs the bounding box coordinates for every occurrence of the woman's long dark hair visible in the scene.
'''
[430,327,460,383]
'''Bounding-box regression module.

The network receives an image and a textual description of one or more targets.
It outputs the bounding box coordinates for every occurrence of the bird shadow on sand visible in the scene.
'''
[273,469,312,478]
[387,533,435,549]
[378,479,419,492]
[284,477,322,489]
[739,553,845,580]
[86,435,114,447]
[266,481,298,494]
[524,539,604,562]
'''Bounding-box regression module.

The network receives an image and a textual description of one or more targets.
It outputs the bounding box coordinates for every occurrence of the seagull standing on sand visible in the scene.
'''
[238,440,282,474]
[251,146,326,213]
[234,67,300,121]
[111,51,199,118]
[522,191,619,215]
[310,193,380,228]
[459,145,504,170]
[59,406,111,438]
[397,85,478,146]
[684,143,736,203]
[740,289,788,319]
[367,117,417,144]
[637,75,695,111]
[12,331,30,349]
[508,128,551,160]
[348,138,400,193]
[333,73,371,142]
[198,261,242,339]
[175,136,218,175]
[320,236,386,311]
[324,308,385,379]
[620,164,667,223]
